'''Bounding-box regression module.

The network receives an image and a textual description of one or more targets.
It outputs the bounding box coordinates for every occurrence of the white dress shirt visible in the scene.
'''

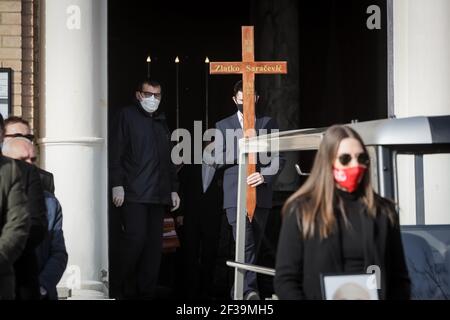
[237,111,256,129]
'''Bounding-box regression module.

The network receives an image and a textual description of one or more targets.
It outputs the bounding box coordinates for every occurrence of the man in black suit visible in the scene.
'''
[207,81,285,300]
[110,79,180,299]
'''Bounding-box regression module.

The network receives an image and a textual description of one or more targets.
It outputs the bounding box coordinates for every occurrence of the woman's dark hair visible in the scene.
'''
[282,125,395,239]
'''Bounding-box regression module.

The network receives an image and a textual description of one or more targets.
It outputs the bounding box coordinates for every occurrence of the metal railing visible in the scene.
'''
[230,131,324,300]
[226,261,275,277]
[229,116,450,300]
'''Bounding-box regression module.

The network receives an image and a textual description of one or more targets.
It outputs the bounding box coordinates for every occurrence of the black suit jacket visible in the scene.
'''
[215,113,285,209]
[274,196,411,300]
[110,104,179,205]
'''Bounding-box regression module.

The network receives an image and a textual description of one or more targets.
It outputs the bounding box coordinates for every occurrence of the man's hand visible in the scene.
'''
[247,172,265,188]
[171,192,181,212]
[112,186,125,208]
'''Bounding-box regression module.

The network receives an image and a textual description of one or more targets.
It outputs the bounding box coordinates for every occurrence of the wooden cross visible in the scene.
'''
[210,26,287,222]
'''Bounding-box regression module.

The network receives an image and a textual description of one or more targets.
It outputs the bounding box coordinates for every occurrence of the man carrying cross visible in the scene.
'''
[212,80,285,300]
[211,26,288,300]
[203,26,287,299]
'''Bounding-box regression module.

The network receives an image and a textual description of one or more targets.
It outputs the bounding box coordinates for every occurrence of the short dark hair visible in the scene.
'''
[233,80,258,96]
[138,79,162,93]
[4,116,30,129]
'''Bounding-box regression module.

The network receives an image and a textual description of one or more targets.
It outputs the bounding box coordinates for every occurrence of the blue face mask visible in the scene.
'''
[141,96,160,113]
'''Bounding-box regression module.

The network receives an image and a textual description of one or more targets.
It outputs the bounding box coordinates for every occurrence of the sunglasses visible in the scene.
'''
[4,133,35,141]
[337,153,370,166]
[141,91,162,99]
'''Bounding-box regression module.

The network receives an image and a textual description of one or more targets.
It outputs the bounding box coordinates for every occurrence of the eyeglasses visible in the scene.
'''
[4,133,35,141]
[141,91,161,99]
[337,153,370,166]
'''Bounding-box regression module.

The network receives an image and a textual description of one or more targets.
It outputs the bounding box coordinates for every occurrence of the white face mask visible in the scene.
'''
[141,96,160,113]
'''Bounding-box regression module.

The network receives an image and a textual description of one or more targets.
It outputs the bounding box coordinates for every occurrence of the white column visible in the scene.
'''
[39,0,108,288]
[393,0,450,225]
[393,0,450,117]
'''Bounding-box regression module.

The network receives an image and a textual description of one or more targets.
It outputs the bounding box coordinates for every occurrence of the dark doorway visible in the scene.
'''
[298,0,388,128]
[107,0,252,299]
[107,0,389,299]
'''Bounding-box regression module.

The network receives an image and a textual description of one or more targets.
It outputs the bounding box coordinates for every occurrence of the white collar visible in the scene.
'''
[237,111,256,128]
[237,111,244,123]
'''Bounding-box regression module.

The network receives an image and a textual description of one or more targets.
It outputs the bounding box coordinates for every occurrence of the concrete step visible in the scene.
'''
[67,289,110,300]
[58,281,110,300]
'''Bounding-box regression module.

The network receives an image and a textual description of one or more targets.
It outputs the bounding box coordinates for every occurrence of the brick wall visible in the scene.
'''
[0,0,22,116]
[21,0,34,126]
[0,0,38,132]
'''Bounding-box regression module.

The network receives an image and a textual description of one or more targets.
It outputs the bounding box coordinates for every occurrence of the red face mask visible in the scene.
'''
[333,165,367,193]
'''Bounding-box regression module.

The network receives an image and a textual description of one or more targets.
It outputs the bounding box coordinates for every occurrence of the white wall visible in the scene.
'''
[394,0,450,118]
[396,155,416,225]
[39,0,108,286]
[393,0,450,225]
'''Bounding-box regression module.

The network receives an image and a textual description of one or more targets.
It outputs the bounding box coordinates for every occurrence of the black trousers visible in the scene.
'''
[116,202,165,299]
[225,207,270,297]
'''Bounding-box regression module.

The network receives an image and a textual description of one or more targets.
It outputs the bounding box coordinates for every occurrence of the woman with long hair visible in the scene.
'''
[274,125,410,299]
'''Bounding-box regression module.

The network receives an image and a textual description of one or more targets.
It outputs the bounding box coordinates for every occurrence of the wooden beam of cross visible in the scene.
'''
[210,26,287,222]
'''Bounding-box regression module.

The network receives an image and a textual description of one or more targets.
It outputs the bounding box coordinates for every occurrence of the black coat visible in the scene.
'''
[110,102,179,205]
[215,114,285,209]
[274,196,411,300]
[14,160,48,300]
[0,157,29,300]
[14,161,48,248]
[38,168,55,195]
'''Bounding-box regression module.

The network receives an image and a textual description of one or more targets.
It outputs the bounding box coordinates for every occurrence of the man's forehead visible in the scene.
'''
[5,122,30,134]
[143,84,161,92]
